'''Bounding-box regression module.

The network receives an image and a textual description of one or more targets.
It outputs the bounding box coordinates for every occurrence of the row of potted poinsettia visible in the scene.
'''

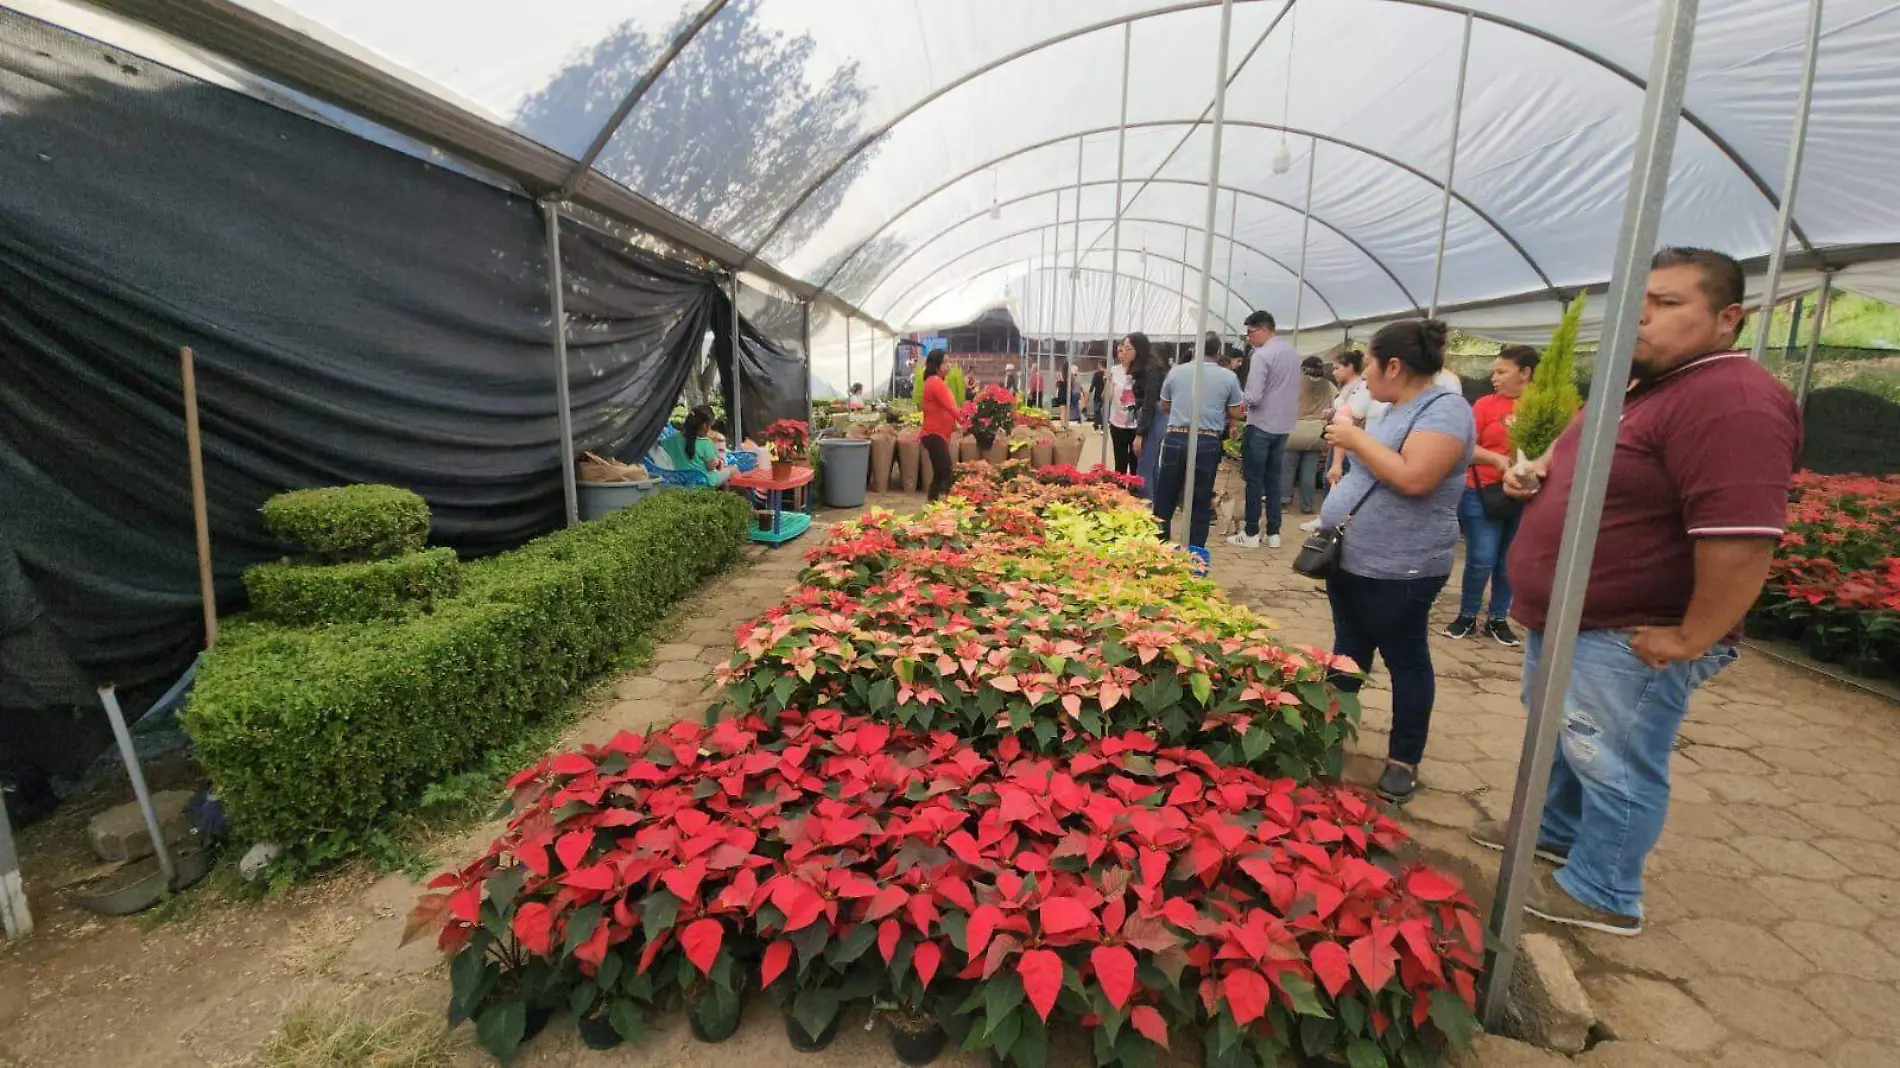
[713,464,1361,782]
[1749,472,1900,676]
[411,711,1484,1066]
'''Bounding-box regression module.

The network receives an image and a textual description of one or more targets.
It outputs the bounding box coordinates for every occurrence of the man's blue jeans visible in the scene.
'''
[1152,432,1222,548]
[1240,426,1288,537]
[1457,487,1520,620]
[1525,630,1737,918]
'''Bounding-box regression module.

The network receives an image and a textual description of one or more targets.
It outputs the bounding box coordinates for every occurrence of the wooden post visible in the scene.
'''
[180,348,217,648]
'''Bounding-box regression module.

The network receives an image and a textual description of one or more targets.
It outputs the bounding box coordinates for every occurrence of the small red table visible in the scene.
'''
[728,465,814,545]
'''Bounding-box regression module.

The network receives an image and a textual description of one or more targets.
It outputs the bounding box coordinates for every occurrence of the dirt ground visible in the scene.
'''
[4,473,1897,1067]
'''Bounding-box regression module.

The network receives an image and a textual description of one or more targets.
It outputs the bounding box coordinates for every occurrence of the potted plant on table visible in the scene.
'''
[762,418,813,478]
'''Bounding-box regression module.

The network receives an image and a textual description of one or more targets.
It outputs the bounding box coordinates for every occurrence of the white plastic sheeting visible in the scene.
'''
[60,0,1900,337]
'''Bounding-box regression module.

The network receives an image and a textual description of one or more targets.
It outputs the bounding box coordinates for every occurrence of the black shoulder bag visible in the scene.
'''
[1292,394,1453,579]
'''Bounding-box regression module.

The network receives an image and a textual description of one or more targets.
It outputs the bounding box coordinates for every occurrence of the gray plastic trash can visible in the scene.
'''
[818,438,870,509]
[578,478,657,521]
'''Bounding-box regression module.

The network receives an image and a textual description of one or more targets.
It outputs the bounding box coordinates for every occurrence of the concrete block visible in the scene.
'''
[86,789,195,863]
[1502,933,1595,1055]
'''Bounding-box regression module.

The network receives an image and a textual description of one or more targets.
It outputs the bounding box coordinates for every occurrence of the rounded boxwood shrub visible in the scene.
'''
[187,490,751,848]
[244,546,462,626]
[261,484,431,561]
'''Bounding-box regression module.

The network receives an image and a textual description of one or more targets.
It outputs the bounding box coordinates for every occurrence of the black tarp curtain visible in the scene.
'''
[0,11,807,780]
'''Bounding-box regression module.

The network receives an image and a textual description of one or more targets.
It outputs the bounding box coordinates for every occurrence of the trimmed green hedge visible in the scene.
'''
[261,484,430,561]
[187,490,752,846]
[244,547,462,626]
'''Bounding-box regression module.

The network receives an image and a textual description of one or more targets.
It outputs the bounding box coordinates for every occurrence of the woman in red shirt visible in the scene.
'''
[1446,345,1539,644]
[920,350,959,501]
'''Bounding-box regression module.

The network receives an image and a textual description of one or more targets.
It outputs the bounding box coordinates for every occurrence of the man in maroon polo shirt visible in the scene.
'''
[1469,248,1801,936]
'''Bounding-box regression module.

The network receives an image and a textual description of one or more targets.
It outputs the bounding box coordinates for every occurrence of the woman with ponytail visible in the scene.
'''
[1315,318,1476,803]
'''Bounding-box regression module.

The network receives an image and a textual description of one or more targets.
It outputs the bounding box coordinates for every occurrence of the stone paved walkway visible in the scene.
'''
[1211,537,1900,1068]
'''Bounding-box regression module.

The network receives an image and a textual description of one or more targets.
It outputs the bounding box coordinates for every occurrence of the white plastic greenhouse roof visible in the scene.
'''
[37,0,1900,353]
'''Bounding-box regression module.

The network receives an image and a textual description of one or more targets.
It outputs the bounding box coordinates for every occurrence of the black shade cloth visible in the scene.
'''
[714,281,810,443]
[0,11,716,773]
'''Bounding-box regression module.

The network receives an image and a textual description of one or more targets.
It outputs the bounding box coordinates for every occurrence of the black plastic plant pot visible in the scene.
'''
[687,992,746,1044]
[784,1009,842,1052]
[887,1021,947,1065]
[576,1012,623,1051]
[523,1005,555,1044]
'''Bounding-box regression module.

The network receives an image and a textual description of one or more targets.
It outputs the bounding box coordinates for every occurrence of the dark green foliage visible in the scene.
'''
[186,490,751,847]
[261,484,431,561]
[1800,388,1900,475]
[244,547,462,626]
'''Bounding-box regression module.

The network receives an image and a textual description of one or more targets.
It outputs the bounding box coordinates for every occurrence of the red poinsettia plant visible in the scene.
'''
[959,386,1019,450]
[1751,472,1900,673]
[761,418,812,462]
[410,713,1482,1065]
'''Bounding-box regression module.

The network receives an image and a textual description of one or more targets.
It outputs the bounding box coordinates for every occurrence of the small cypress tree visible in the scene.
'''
[946,365,967,406]
[1509,293,1588,460]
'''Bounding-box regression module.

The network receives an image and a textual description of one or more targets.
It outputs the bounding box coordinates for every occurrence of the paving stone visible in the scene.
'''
[1812,837,1900,879]
[1754,746,1847,776]
[1840,875,1900,916]
[1772,772,1881,808]
[1679,744,1772,776]
[1737,722,1831,751]
[605,698,679,733]
[1777,920,1900,981]
[1572,1044,1694,1068]
[1670,917,1811,978]
[1710,798,1808,839]
[613,675,668,701]
[1829,1038,1900,1068]
[649,659,710,683]
[1802,973,1900,1041]
[1689,976,1842,1051]
[1399,788,1480,830]
[651,642,705,663]
[1751,876,1877,929]
[1695,772,1797,808]
[1675,721,1758,750]
[1728,835,1854,879]
[1650,838,1763,881]
[1572,925,1701,983]
[1446,1034,1569,1067]
[1584,974,1728,1053]
[1702,1041,1830,1068]
[1787,802,1892,842]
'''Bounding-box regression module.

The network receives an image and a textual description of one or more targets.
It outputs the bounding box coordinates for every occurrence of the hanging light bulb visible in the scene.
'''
[989,168,1002,220]
[1272,138,1292,175]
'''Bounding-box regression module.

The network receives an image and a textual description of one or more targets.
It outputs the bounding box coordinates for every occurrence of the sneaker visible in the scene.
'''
[1525,868,1642,937]
[1468,818,1569,864]
[1266,534,1282,549]
[1300,518,1323,533]
[1486,619,1521,647]
[1375,762,1417,804]
[1226,533,1261,549]
[1443,616,1478,640]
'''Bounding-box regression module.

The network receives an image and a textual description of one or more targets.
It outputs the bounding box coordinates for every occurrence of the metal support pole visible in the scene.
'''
[1428,12,1474,319]
[1482,0,1701,1028]
[728,272,744,443]
[1796,274,1832,410]
[1178,227,1191,353]
[1785,296,1805,361]
[1067,137,1085,426]
[1752,0,1824,363]
[845,312,853,400]
[1048,188,1063,410]
[0,787,29,939]
[1181,0,1235,549]
[1223,190,1239,348]
[540,199,580,526]
[802,300,813,415]
[99,686,177,887]
[1104,21,1132,468]
[1291,143,1316,345]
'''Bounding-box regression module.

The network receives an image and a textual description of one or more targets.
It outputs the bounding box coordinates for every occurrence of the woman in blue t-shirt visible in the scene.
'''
[1317,319,1475,803]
